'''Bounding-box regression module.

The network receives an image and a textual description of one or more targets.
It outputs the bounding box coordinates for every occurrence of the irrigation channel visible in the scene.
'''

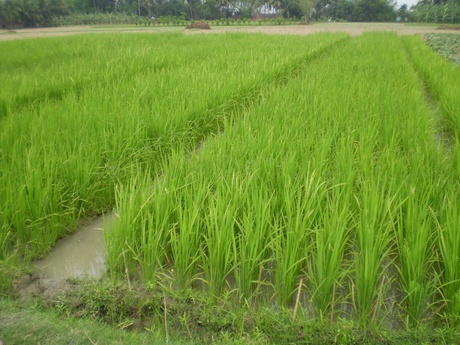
[32,212,114,279]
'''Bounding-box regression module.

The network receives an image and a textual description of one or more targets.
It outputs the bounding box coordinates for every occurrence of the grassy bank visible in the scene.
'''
[2,291,460,344]
[0,298,189,345]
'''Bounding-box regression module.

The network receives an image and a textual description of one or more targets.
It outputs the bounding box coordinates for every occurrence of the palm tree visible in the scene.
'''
[15,0,42,27]
[0,0,19,29]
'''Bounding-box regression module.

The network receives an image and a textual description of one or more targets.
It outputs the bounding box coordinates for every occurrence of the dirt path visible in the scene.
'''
[1,23,459,41]
[188,22,460,37]
[0,26,181,40]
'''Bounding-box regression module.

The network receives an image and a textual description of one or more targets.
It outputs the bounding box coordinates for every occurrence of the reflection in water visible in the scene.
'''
[33,212,114,279]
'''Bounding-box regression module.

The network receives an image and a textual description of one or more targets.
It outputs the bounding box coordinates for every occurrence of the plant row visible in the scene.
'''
[404,35,460,137]
[403,34,460,183]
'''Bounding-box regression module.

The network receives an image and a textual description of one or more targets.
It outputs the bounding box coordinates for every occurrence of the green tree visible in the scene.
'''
[38,0,68,26]
[297,0,316,21]
[334,0,355,20]
[15,0,41,27]
[0,0,19,29]
[411,0,460,23]
[352,0,396,21]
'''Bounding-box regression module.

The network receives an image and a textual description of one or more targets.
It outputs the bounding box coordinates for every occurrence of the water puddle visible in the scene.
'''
[32,212,114,280]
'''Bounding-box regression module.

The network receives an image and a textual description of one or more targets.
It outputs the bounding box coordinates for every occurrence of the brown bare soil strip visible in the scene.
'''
[188,23,460,37]
[0,25,181,40]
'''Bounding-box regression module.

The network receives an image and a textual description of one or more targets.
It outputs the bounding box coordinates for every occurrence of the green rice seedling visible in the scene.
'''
[272,175,312,307]
[352,174,398,326]
[306,182,353,320]
[0,225,13,264]
[105,168,157,281]
[306,33,459,326]
[166,153,208,290]
[455,140,460,177]
[232,175,273,302]
[137,184,176,284]
[394,34,460,325]
[298,122,355,320]
[436,189,460,325]
[200,187,238,296]
[392,142,451,326]
[395,183,436,324]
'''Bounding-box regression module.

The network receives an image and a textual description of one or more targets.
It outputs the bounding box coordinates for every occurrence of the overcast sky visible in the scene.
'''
[395,0,420,9]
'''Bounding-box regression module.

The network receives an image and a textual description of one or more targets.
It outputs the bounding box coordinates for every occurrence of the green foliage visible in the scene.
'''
[312,0,396,21]
[54,12,140,26]
[410,0,460,24]
[0,0,68,28]
[351,0,396,21]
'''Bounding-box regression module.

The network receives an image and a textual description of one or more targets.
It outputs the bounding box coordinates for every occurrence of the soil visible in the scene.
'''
[438,25,460,30]
[0,26,180,40]
[1,23,459,41]
[186,21,211,30]
[13,273,78,304]
[196,23,460,37]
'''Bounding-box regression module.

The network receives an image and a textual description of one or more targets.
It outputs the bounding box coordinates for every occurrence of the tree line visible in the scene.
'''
[407,0,460,23]
[1,0,459,29]
[1,0,68,28]
[313,0,459,23]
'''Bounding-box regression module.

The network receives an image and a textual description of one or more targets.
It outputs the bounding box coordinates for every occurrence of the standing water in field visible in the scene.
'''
[32,212,114,280]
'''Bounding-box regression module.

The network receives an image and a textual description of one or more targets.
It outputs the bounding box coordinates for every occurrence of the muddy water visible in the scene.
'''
[33,212,114,279]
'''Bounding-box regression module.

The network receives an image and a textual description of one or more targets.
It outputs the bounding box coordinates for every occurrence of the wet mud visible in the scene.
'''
[32,212,113,280]
[14,212,113,303]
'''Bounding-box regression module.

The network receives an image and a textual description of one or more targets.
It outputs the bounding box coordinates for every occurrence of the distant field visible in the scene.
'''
[1,31,460,338]
[1,22,460,40]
